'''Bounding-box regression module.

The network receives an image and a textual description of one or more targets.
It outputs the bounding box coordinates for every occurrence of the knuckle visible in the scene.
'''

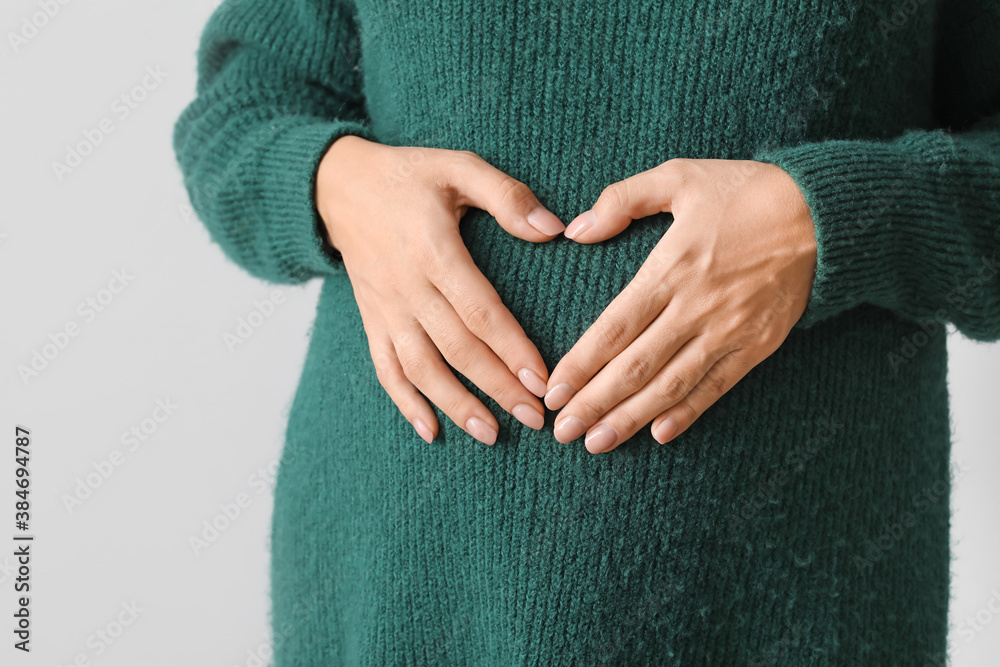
[488,382,511,409]
[612,406,640,435]
[451,150,481,170]
[665,157,693,177]
[419,298,451,332]
[576,395,607,421]
[601,181,631,211]
[760,334,785,357]
[441,394,467,419]
[738,313,766,343]
[617,354,652,388]
[411,235,447,276]
[673,401,700,428]
[462,301,496,335]
[701,364,730,396]
[439,333,470,366]
[400,352,431,385]
[596,317,630,350]
[693,348,715,372]
[664,158,694,192]
[759,318,790,351]
[438,396,465,418]
[486,335,517,366]
[659,373,691,404]
[495,175,535,211]
[439,151,482,188]
[371,352,394,383]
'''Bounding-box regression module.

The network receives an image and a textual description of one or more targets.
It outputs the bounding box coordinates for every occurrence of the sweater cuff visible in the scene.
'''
[257,118,376,281]
[753,133,948,329]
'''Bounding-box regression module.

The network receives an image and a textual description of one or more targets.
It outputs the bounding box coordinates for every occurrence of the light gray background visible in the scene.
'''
[2,0,998,664]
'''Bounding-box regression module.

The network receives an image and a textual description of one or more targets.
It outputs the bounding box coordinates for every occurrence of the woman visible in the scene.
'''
[174,0,1000,664]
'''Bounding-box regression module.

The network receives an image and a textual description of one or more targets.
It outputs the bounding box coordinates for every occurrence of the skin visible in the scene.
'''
[319,140,818,452]
[316,135,565,445]
[546,158,818,453]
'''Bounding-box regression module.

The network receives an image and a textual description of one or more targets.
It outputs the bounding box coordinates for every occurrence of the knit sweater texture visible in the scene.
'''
[173,1,1000,664]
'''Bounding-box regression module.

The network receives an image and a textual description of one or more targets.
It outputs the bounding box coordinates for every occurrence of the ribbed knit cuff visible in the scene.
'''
[257,118,376,281]
[753,133,951,329]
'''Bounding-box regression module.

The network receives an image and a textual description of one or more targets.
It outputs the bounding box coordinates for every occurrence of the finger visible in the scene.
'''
[391,322,502,445]
[574,339,730,453]
[449,152,566,240]
[416,291,545,431]
[550,316,694,444]
[367,332,440,444]
[356,297,440,443]
[431,239,550,398]
[650,351,752,445]
[564,161,685,243]
[545,259,673,411]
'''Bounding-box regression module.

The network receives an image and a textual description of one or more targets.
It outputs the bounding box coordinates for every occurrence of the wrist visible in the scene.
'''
[316,134,376,254]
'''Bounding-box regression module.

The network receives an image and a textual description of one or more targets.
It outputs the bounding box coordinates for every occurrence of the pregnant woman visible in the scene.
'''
[174,0,1000,664]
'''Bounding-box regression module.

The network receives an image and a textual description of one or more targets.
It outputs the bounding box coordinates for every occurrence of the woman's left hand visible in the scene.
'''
[545,158,818,453]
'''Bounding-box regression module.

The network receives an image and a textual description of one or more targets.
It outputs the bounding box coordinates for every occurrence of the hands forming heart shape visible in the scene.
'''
[317,137,818,453]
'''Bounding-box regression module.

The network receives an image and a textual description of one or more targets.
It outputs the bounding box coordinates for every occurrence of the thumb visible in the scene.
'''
[450,152,565,241]
[565,164,680,243]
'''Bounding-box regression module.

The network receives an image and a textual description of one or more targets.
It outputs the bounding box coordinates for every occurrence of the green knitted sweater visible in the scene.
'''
[174,0,1000,664]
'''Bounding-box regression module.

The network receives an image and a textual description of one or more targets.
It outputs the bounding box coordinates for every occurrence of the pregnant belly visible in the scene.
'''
[279,227,952,664]
[458,206,674,366]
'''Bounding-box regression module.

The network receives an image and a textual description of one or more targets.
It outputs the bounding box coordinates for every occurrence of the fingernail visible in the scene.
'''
[553,415,586,442]
[653,417,679,444]
[413,418,434,444]
[526,207,566,236]
[564,209,596,240]
[512,403,545,430]
[585,423,618,453]
[518,368,548,398]
[465,416,498,445]
[544,382,575,410]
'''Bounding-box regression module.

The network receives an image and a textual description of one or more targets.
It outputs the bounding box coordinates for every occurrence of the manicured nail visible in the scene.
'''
[412,418,434,444]
[465,416,498,445]
[526,207,566,236]
[512,403,545,430]
[585,423,618,453]
[653,417,679,444]
[518,368,548,398]
[544,382,575,410]
[564,209,596,240]
[553,415,586,442]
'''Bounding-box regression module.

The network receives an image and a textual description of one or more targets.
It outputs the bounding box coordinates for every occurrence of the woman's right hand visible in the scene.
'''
[316,136,565,445]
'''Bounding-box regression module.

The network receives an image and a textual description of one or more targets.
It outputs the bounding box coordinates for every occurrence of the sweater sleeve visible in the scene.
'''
[172,0,375,284]
[752,1,1000,340]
